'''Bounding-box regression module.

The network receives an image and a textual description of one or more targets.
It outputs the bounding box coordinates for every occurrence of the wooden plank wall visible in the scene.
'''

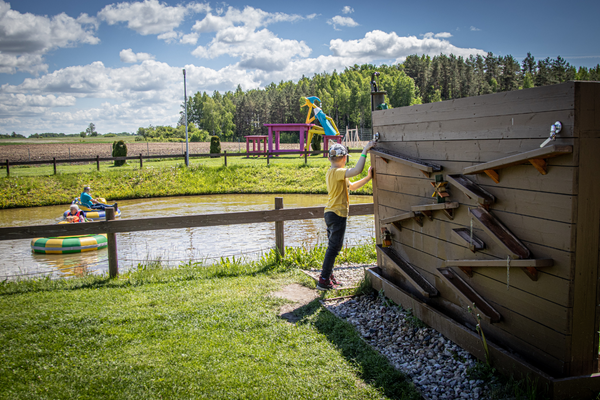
[371,82,600,378]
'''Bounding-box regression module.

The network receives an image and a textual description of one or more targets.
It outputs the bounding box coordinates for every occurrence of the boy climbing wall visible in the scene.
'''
[317,140,376,290]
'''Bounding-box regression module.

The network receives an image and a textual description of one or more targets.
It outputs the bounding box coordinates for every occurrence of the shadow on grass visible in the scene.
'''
[298,295,421,400]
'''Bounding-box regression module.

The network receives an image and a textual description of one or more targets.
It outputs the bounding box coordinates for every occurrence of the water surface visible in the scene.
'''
[0,194,374,279]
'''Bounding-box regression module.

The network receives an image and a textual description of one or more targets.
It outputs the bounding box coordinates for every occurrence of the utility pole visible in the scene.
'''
[183,69,189,167]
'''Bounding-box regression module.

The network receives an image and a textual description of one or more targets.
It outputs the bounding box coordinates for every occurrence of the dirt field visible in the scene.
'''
[0,142,307,163]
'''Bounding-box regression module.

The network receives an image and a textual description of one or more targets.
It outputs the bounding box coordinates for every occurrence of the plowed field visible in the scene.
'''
[0,142,303,163]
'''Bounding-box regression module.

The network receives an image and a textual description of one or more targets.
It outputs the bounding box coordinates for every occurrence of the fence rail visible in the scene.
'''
[2,149,366,176]
[0,200,374,276]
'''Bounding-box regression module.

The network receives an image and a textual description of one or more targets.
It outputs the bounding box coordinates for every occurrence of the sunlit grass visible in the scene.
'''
[0,244,418,400]
[0,157,371,208]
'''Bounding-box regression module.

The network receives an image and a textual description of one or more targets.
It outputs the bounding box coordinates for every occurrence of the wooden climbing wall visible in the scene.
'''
[370,81,600,381]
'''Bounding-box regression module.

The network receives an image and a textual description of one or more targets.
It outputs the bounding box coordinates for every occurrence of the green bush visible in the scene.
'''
[112,140,128,166]
[210,136,221,157]
[311,134,322,154]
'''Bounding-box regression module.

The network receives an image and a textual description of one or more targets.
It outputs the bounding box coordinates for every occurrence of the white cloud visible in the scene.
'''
[98,0,210,38]
[0,60,263,134]
[422,32,453,39]
[157,31,180,43]
[180,32,199,45]
[330,30,485,62]
[191,6,309,72]
[192,6,302,33]
[327,15,359,30]
[0,0,99,74]
[342,6,354,14]
[306,13,318,20]
[120,49,155,63]
[470,26,481,31]
[0,53,47,75]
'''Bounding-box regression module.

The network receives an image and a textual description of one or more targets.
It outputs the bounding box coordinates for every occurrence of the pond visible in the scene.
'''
[0,194,375,279]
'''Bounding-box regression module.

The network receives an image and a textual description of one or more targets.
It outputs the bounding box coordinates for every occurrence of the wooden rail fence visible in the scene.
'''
[2,149,366,176]
[0,200,374,277]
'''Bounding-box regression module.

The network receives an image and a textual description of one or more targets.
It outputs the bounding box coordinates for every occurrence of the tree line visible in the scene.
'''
[172,52,598,142]
[403,52,599,103]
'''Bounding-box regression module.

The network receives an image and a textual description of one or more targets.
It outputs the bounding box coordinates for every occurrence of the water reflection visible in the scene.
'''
[0,194,374,279]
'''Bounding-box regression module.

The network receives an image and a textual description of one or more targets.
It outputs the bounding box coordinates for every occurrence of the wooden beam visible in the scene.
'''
[275,197,284,258]
[437,268,502,323]
[411,201,459,220]
[444,259,554,268]
[376,245,438,298]
[462,145,573,179]
[451,228,486,252]
[446,174,495,207]
[529,158,548,175]
[380,211,415,225]
[0,203,374,241]
[468,207,530,259]
[370,147,442,174]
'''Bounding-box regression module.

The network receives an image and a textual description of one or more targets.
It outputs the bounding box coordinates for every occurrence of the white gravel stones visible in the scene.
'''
[304,264,368,287]
[323,291,494,400]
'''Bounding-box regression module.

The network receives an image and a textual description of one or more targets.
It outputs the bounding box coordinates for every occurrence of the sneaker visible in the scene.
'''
[316,276,337,291]
[330,273,338,286]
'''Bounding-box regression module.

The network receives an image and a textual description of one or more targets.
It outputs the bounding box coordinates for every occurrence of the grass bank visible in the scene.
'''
[0,158,372,209]
[0,245,420,400]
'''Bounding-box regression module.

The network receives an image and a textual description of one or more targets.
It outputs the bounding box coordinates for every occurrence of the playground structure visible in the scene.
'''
[261,96,343,157]
[368,81,600,398]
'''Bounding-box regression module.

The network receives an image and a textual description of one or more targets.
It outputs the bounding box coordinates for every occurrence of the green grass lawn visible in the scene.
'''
[3,154,331,178]
[0,156,371,209]
[0,247,420,400]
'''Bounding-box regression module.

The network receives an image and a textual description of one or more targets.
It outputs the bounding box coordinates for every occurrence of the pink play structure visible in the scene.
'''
[261,123,342,157]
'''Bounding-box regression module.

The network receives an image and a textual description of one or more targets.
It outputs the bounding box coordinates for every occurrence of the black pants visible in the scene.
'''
[320,212,347,280]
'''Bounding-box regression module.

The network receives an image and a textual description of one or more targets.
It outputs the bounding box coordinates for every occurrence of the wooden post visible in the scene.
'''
[5,160,9,177]
[139,153,143,168]
[105,207,118,277]
[96,155,100,171]
[305,151,307,165]
[275,197,284,258]
[224,150,227,167]
[53,157,57,175]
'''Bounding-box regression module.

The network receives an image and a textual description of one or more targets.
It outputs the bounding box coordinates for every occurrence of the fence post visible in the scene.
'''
[275,197,284,259]
[304,150,307,165]
[96,155,100,171]
[139,153,143,168]
[6,160,9,177]
[53,157,57,175]
[105,207,119,277]
[224,150,227,167]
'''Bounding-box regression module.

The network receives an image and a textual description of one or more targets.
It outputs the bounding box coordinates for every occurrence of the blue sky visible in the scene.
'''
[1,0,599,136]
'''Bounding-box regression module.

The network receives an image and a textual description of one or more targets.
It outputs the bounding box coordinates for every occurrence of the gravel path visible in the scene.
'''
[313,266,497,400]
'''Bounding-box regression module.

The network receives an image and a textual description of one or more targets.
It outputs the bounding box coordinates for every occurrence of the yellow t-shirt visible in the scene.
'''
[325,167,349,217]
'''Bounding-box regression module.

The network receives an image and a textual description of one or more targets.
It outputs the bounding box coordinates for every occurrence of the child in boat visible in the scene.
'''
[316,141,376,291]
[66,204,86,223]
[80,186,118,211]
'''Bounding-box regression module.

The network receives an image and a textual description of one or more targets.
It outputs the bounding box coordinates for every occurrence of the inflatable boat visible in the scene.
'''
[31,233,108,254]
[63,197,121,220]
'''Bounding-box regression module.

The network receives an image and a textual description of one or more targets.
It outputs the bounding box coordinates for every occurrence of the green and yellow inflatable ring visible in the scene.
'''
[31,234,108,254]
